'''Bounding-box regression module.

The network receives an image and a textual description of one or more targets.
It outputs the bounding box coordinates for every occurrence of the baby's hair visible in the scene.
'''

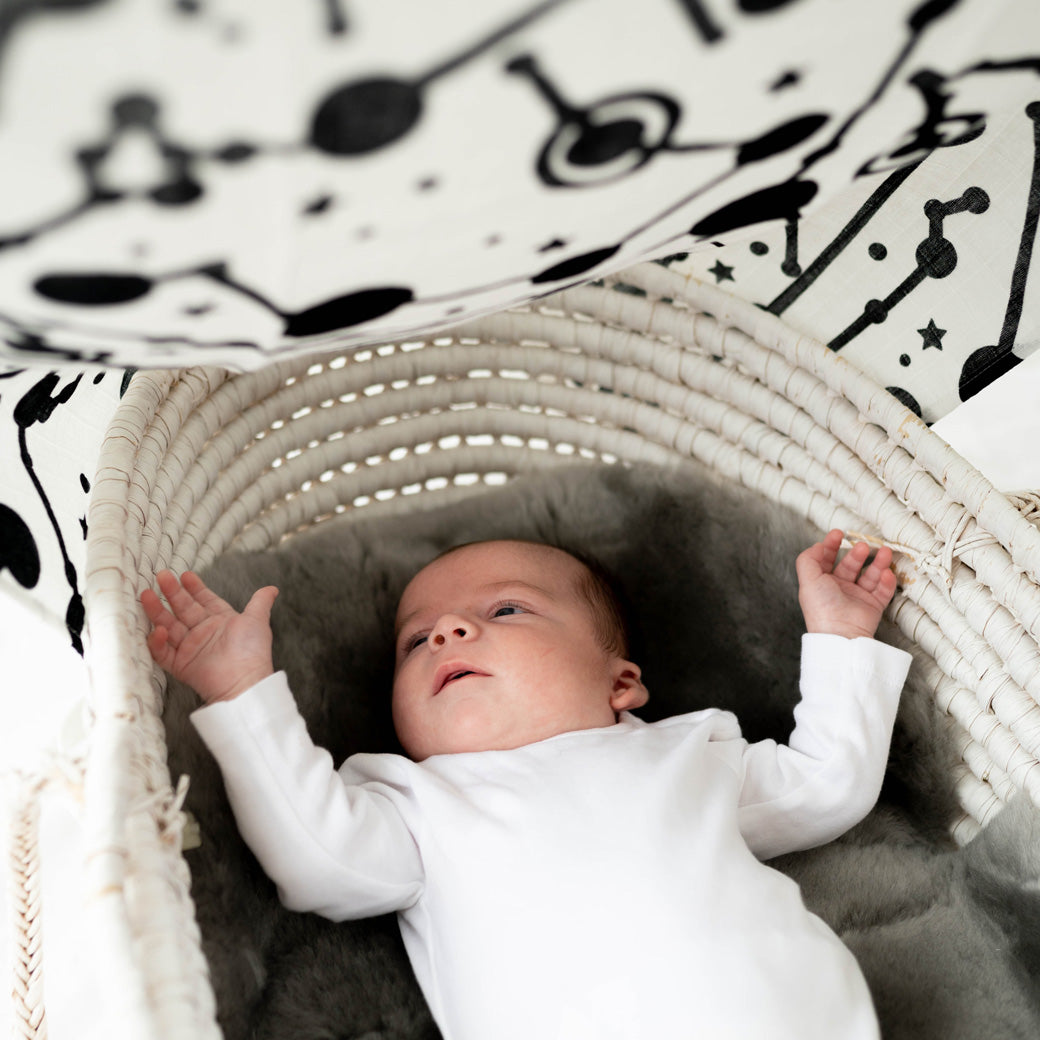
[568,550,630,660]
[429,539,630,660]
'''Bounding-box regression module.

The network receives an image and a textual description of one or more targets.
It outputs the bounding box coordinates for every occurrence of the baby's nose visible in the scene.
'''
[431,615,472,646]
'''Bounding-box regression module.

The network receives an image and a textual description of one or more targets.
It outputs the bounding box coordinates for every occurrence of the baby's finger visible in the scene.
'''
[871,545,894,573]
[180,571,232,613]
[816,530,843,571]
[141,587,179,632]
[156,569,210,627]
[856,546,894,586]
[863,547,897,598]
[832,541,871,581]
[796,531,840,583]
[145,624,174,667]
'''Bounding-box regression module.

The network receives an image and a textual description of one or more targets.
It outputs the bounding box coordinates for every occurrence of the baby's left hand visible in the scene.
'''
[796,530,897,640]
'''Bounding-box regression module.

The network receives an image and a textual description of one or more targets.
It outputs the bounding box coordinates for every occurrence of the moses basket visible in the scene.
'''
[56,261,1040,1037]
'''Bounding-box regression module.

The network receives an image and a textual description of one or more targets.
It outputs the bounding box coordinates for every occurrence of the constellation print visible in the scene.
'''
[12,373,87,652]
[767,164,920,314]
[508,52,830,189]
[310,0,567,156]
[828,186,989,351]
[959,100,1040,399]
[0,0,1032,373]
[506,55,684,187]
[691,1,967,244]
[858,68,986,175]
[0,93,245,252]
[761,57,1037,303]
[32,262,414,340]
[793,0,961,176]
[1,1,570,254]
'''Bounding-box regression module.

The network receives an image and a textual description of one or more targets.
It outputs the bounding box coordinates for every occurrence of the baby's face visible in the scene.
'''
[392,541,646,760]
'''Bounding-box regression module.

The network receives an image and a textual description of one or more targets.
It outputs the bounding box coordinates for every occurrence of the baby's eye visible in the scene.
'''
[403,633,428,654]
[491,602,527,618]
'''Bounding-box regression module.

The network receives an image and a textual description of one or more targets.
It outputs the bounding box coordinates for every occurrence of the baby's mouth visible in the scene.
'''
[434,667,484,694]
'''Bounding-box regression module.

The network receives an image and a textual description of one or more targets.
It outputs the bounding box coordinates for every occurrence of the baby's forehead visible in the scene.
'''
[396,540,585,617]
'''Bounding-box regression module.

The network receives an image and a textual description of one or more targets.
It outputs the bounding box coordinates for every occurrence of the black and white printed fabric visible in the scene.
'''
[0,0,1036,371]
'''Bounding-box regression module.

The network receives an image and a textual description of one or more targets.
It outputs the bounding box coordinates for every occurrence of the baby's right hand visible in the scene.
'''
[140,571,278,704]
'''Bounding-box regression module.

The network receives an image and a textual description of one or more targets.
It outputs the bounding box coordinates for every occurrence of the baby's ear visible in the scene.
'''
[610,662,648,712]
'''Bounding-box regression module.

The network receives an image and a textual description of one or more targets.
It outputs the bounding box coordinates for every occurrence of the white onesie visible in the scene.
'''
[193,632,911,1040]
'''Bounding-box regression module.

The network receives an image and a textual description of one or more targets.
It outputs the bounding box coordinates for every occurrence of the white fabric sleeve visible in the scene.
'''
[191,671,424,920]
[737,634,911,861]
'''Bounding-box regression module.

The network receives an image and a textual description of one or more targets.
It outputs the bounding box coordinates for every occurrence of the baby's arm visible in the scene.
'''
[736,531,907,858]
[193,675,424,920]
[796,529,897,639]
[140,571,278,703]
[143,573,424,918]
[737,634,910,859]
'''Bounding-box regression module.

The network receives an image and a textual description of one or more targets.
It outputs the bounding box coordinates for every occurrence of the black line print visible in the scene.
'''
[0,1,570,251]
[667,2,960,248]
[1,321,113,364]
[0,92,217,252]
[0,1,959,267]
[767,163,919,314]
[506,55,686,186]
[507,52,829,188]
[12,373,86,653]
[854,48,1040,176]
[959,101,1040,400]
[25,261,414,341]
[310,0,568,156]
[0,0,1013,369]
[858,69,986,176]
[828,186,989,352]
[794,0,959,176]
[781,217,800,277]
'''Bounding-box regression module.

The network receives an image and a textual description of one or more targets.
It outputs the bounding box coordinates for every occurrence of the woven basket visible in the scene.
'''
[77,261,1040,1039]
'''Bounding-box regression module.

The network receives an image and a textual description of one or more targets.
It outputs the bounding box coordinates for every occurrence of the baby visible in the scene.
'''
[142,530,910,1040]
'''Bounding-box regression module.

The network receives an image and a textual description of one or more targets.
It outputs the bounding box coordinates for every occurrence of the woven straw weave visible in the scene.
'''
[75,262,1040,1038]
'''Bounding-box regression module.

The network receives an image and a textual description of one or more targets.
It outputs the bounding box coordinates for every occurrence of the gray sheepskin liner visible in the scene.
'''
[161,462,1040,1039]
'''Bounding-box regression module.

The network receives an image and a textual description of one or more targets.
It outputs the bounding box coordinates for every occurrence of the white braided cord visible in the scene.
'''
[7,774,47,1040]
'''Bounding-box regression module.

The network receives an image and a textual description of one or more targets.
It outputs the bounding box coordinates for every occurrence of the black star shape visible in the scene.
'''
[769,69,801,92]
[917,318,946,350]
[708,260,734,284]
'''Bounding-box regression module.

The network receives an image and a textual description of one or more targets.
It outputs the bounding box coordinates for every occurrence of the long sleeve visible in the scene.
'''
[191,672,424,920]
[736,633,911,861]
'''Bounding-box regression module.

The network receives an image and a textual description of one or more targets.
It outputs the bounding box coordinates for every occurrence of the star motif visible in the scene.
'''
[708,260,734,284]
[769,69,801,92]
[917,319,946,350]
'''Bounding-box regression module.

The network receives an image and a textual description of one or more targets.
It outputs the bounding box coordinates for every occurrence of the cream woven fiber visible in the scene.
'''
[82,261,1040,1039]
